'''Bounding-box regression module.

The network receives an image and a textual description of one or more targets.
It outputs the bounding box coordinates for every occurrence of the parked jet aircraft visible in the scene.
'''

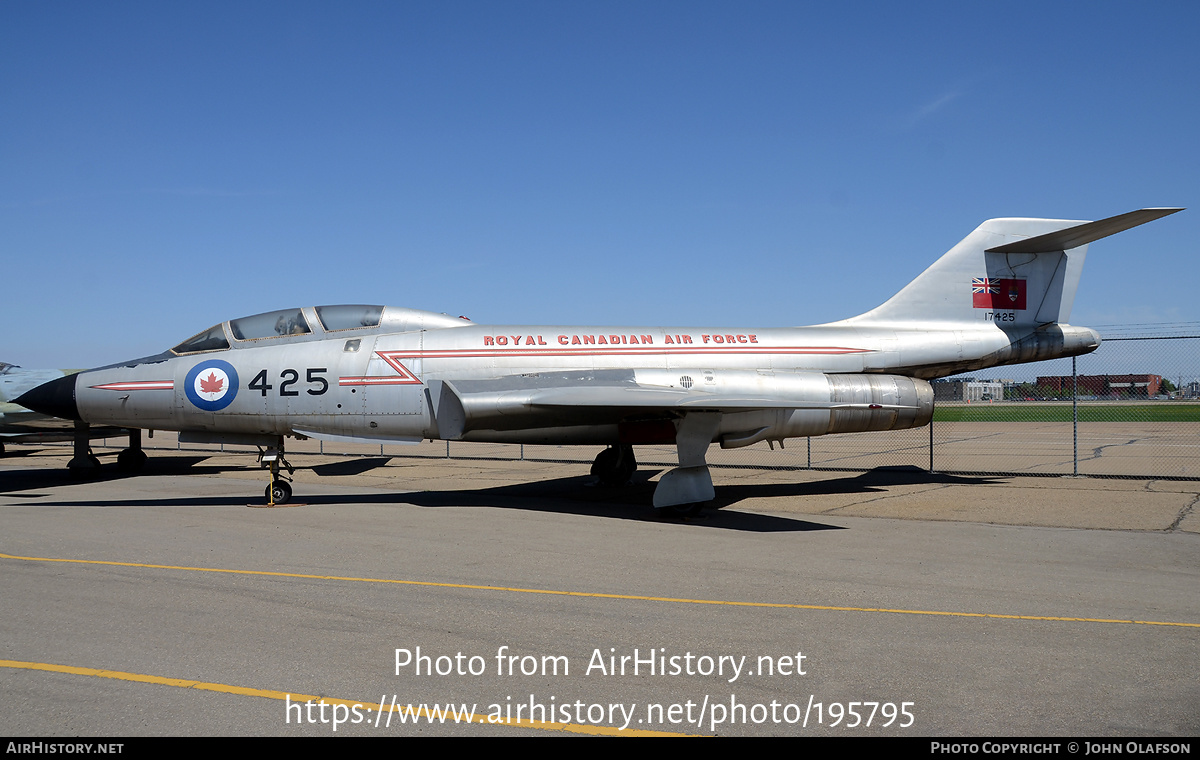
[0,363,72,454]
[0,363,128,456]
[18,208,1182,511]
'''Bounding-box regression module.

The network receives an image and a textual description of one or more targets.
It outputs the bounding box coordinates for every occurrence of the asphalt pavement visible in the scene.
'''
[1,446,1196,737]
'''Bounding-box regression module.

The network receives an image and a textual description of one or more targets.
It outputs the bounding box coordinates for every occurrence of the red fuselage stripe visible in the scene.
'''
[377,346,870,359]
[338,377,422,386]
[90,381,174,391]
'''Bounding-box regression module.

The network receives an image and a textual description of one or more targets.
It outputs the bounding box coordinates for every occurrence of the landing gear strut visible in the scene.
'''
[259,439,295,505]
[117,428,148,471]
[652,412,721,518]
[591,444,636,486]
[67,421,102,478]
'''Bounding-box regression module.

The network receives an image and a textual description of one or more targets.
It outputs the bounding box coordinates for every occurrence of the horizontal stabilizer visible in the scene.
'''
[985,208,1183,254]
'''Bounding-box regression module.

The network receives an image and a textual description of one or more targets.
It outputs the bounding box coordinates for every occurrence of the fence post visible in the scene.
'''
[806,437,811,469]
[1072,356,1078,476]
[929,415,934,473]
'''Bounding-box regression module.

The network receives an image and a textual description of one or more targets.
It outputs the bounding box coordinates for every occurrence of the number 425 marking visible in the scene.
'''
[249,368,328,396]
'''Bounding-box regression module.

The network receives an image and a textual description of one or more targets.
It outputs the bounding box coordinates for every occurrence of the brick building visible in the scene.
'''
[1036,374,1163,397]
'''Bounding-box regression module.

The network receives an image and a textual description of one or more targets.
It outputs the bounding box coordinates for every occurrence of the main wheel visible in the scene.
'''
[117,448,148,471]
[591,446,617,478]
[590,444,636,486]
[266,480,292,505]
[666,501,705,518]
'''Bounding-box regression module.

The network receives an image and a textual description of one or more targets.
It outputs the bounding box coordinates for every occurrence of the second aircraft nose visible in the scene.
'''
[15,374,81,420]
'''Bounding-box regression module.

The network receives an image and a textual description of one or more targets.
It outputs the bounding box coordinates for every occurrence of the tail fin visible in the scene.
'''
[845,208,1182,326]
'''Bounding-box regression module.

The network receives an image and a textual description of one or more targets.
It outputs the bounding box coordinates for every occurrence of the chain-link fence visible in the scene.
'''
[923,335,1200,479]
[104,335,1200,481]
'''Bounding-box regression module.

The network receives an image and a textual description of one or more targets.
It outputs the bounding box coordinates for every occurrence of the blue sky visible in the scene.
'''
[3,1,1196,367]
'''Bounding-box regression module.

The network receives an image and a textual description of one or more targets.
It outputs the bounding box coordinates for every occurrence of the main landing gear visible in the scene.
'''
[258,439,295,506]
[665,501,704,518]
[651,412,722,518]
[67,421,102,478]
[117,428,147,472]
[591,444,636,486]
[65,423,146,476]
[591,442,707,517]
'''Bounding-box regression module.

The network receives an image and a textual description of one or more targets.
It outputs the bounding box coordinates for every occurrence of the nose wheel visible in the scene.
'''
[266,479,293,505]
[258,443,295,506]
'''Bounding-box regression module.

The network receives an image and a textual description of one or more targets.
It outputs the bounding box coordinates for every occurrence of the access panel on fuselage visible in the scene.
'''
[356,336,424,417]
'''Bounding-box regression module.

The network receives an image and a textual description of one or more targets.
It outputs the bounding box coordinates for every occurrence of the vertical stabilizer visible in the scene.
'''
[843,208,1182,327]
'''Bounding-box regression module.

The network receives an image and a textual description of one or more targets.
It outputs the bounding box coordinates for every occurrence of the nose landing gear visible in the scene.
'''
[258,441,295,506]
[266,477,292,505]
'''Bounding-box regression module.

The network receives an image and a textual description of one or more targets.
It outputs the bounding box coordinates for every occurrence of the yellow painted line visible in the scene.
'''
[2,552,1197,629]
[0,659,687,737]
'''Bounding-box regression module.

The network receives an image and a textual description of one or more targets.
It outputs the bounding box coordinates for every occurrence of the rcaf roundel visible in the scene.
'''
[184,359,240,411]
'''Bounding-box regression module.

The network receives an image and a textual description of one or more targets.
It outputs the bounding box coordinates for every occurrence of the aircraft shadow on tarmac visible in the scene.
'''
[0,455,226,495]
[2,457,997,533]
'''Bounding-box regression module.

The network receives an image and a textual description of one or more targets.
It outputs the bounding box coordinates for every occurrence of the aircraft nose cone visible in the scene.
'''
[15,374,80,420]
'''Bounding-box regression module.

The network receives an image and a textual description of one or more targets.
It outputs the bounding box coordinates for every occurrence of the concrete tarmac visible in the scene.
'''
[1,447,1197,737]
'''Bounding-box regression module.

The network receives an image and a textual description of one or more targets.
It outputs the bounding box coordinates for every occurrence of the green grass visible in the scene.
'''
[933,404,1200,422]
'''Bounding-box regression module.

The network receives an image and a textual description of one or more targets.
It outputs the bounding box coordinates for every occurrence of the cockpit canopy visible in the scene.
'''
[229,308,313,340]
[171,305,469,355]
[172,324,232,354]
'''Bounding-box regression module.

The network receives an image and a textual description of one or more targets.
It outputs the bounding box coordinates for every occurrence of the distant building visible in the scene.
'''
[933,381,1004,402]
[1036,374,1163,398]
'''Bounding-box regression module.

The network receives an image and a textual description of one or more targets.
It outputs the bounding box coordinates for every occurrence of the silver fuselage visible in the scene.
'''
[65,309,1096,447]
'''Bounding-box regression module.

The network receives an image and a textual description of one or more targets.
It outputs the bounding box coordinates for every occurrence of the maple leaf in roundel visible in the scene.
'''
[199,372,224,394]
